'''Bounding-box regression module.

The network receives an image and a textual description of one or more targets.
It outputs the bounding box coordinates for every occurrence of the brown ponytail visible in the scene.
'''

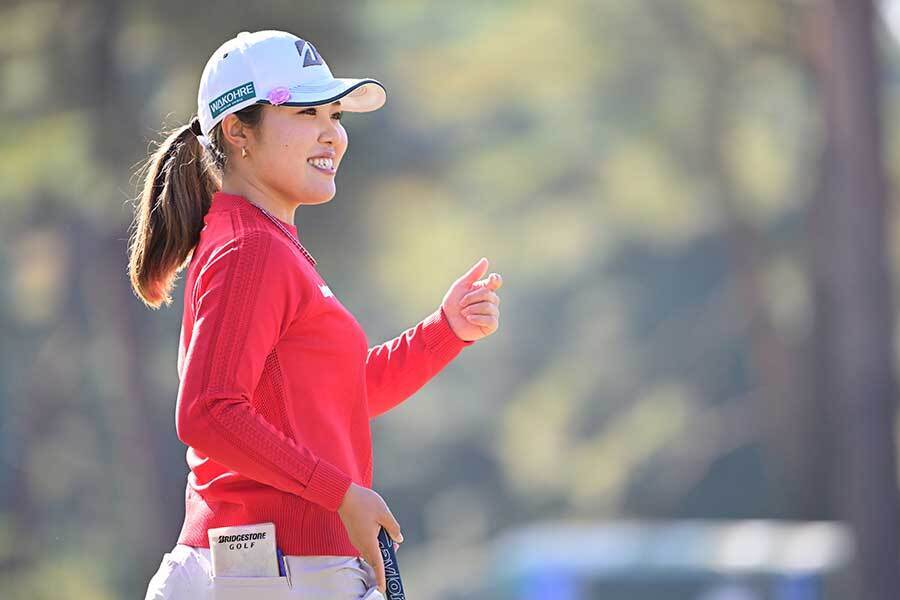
[128,105,264,309]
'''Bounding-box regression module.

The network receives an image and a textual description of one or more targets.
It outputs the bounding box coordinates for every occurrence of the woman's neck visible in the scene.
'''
[220,174,297,226]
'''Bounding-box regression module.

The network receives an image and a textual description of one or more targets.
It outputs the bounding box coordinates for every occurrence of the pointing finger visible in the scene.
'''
[458,257,490,286]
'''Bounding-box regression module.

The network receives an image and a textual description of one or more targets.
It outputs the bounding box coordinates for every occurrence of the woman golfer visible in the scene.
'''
[130,30,502,599]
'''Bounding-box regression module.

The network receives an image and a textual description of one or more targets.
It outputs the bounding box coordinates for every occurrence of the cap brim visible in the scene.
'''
[258,79,386,112]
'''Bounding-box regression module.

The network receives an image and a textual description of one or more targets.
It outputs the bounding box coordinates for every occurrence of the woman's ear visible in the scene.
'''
[220,113,249,152]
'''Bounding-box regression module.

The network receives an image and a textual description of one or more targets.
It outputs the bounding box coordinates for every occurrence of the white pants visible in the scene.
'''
[144,544,385,600]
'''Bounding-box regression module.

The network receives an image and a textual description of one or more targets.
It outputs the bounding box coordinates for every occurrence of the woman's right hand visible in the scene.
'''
[337,482,404,595]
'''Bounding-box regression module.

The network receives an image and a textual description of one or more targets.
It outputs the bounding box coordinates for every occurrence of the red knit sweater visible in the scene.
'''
[174,192,474,556]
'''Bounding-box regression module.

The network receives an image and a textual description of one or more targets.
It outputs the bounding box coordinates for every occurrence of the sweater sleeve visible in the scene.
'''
[176,231,352,512]
[365,306,475,419]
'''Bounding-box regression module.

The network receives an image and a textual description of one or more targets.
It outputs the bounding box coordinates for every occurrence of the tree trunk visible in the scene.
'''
[809,1,900,597]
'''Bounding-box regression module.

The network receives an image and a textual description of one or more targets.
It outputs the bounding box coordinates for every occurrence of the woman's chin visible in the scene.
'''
[302,185,337,205]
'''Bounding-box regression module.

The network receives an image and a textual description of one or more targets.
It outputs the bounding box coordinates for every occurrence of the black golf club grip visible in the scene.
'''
[377,526,406,599]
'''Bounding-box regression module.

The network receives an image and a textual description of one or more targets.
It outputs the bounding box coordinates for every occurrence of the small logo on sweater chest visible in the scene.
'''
[319,284,334,298]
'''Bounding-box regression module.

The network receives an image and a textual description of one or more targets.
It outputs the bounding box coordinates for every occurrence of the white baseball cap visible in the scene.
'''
[196,30,386,144]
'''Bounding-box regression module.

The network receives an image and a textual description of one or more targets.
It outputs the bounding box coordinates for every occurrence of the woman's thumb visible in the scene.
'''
[383,513,403,543]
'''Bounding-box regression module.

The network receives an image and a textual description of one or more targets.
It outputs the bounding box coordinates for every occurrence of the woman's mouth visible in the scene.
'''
[307,157,335,174]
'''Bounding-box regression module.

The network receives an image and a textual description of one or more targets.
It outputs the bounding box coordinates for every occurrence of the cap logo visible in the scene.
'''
[295,39,324,68]
[209,82,257,119]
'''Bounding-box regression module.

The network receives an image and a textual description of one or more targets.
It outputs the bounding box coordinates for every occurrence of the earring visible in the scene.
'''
[241,147,248,158]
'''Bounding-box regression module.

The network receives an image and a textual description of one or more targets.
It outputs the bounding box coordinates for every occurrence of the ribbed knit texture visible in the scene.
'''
[174,192,474,556]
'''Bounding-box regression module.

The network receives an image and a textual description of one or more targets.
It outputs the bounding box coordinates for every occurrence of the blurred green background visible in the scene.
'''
[4,1,900,598]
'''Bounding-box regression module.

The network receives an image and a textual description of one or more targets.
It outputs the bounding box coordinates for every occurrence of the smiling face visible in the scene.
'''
[221,101,348,206]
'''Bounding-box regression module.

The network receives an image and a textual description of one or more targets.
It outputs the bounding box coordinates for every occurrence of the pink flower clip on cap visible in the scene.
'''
[267,87,291,105]
[196,30,387,137]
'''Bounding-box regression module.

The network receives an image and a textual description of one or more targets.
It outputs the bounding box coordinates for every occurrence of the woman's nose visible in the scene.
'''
[318,121,339,144]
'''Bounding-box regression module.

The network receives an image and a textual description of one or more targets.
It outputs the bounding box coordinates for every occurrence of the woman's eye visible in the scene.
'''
[298,108,316,115]
[332,112,343,121]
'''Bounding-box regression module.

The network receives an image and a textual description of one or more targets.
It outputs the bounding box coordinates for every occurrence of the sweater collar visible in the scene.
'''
[208,191,299,237]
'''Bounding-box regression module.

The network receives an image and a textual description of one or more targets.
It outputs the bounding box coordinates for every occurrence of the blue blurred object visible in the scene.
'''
[520,570,580,600]
[482,520,852,600]
[774,574,819,600]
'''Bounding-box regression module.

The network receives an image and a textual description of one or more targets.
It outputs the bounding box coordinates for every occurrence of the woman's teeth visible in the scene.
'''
[307,157,334,171]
